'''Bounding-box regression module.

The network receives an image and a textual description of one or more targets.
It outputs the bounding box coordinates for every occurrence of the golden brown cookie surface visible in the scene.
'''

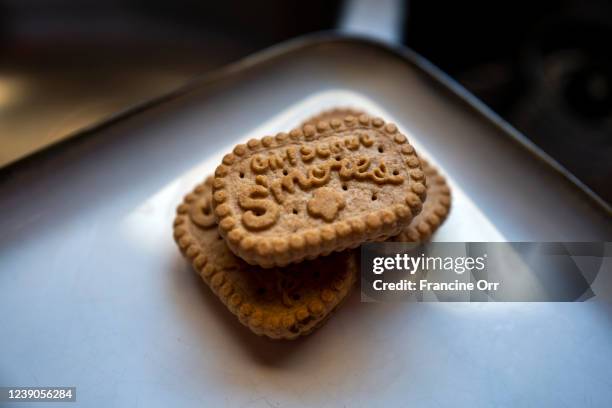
[212,115,426,267]
[303,109,452,243]
[173,177,358,340]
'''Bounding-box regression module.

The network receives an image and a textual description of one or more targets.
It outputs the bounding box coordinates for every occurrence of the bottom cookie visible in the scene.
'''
[391,158,451,242]
[174,177,358,340]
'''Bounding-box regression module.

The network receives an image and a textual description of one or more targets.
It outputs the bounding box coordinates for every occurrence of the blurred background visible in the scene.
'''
[0,0,610,203]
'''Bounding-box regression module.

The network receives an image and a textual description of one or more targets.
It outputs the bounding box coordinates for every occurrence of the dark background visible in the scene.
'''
[0,0,610,203]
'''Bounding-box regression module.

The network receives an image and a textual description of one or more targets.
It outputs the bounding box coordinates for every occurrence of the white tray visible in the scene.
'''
[1,35,611,407]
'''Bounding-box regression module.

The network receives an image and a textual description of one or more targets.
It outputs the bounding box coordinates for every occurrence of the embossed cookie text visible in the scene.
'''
[238,134,405,230]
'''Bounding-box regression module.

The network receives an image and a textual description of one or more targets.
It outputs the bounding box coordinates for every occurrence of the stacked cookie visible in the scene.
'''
[173,109,451,339]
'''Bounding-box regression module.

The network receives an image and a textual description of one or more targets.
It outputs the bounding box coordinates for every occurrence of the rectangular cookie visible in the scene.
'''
[212,114,426,267]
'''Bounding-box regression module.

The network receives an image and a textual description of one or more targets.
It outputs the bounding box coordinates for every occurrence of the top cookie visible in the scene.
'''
[212,114,426,268]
